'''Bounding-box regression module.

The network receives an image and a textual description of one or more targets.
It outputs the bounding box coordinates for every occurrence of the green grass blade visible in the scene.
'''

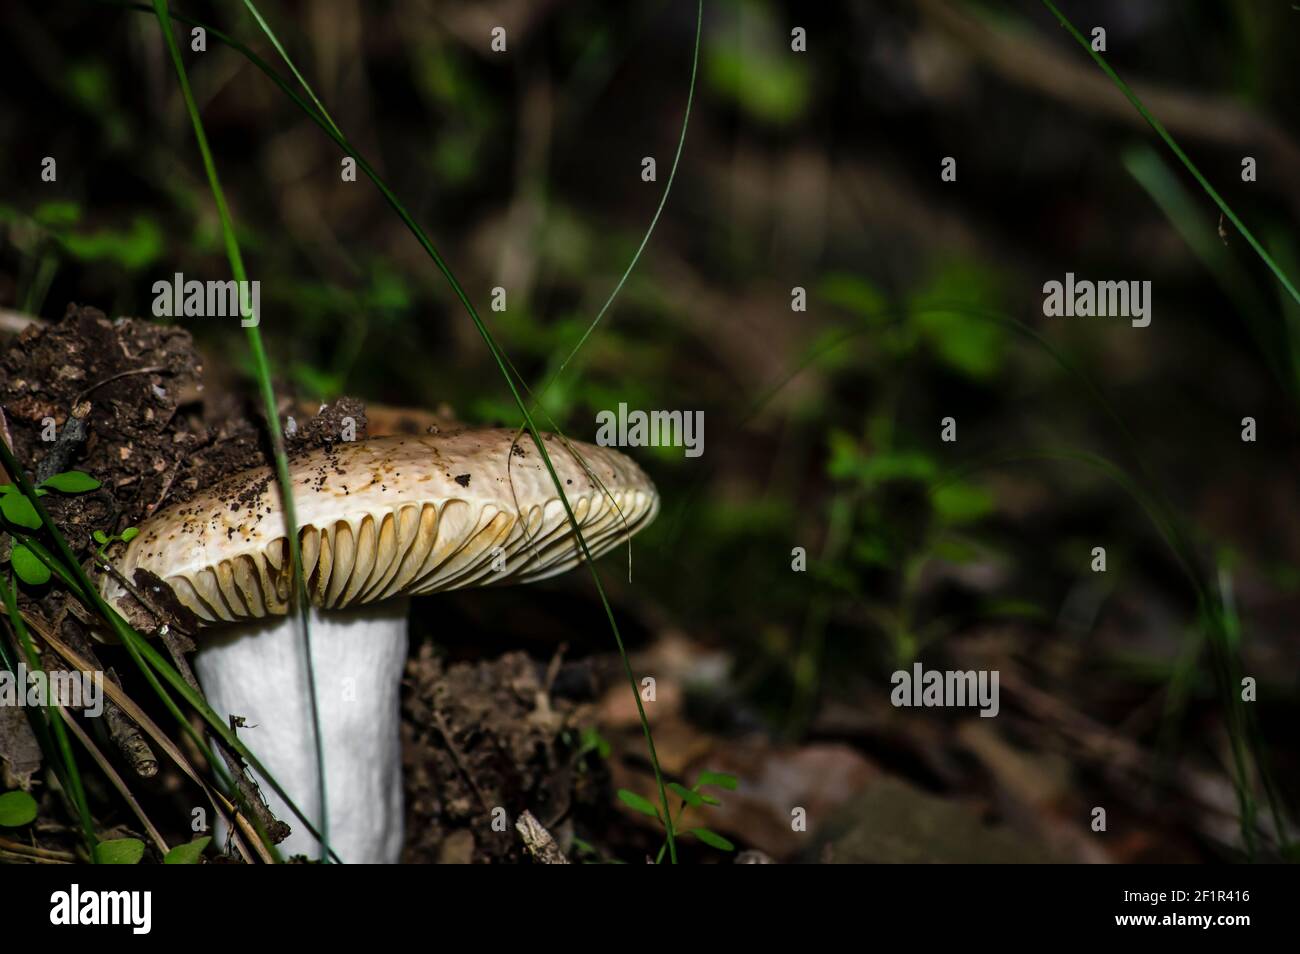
[230,0,687,861]
[1124,145,1297,398]
[0,573,97,856]
[0,436,341,862]
[146,0,329,861]
[533,0,703,407]
[239,0,343,140]
[1040,0,1300,309]
[1039,0,1292,855]
[935,447,1277,853]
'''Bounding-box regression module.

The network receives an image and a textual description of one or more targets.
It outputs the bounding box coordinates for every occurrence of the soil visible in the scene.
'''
[401,644,612,863]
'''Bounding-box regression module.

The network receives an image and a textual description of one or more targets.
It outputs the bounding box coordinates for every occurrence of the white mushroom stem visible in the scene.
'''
[193,599,409,864]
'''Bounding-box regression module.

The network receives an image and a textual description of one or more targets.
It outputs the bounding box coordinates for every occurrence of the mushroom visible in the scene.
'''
[101,428,658,862]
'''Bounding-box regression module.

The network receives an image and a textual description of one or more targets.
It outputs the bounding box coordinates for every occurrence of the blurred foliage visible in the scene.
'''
[706,0,811,125]
[0,0,1297,858]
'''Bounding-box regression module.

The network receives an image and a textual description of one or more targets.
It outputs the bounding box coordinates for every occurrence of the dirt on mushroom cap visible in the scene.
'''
[109,429,659,623]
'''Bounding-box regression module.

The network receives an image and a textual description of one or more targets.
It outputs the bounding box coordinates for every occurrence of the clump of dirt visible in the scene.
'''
[401,643,612,863]
[283,397,368,457]
[0,304,201,549]
[0,304,368,545]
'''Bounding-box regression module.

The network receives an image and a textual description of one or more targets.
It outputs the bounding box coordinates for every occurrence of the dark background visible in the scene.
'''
[0,0,1296,863]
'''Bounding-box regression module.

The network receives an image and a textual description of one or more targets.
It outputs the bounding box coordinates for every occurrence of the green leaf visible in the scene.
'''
[93,530,110,545]
[689,827,735,851]
[819,273,888,319]
[59,216,163,271]
[852,533,894,568]
[828,435,938,488]
[11,544,50,586]
[34,200,81,229]
[616,789,661,820]
[696,771,739,791]
[932,482,995,525]
[0,790,38,827]
[669,782,704,807]
[67,65,112,114]
[932,536,982,564]
[699,793,722,806]
[163,836,211,864]
[577,725,610,760]
[40,471,101,494]
[705,32,810,126]
[914,306,1006,380]
[120,527,140,543]
[0,493,41,530]
[909,262,1008,380]
[95,838,145,864]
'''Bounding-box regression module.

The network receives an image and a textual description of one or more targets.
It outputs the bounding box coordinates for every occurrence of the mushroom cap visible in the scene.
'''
[103,428,658,624]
